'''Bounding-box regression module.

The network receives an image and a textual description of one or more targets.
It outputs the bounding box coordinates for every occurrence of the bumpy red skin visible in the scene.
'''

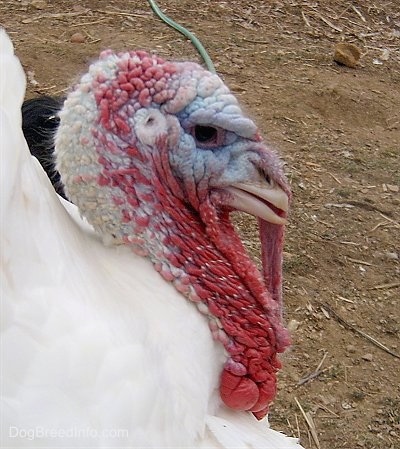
[65,49,291,419]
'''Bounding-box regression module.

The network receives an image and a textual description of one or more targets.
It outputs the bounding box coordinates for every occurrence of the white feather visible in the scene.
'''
[0,28,304,448]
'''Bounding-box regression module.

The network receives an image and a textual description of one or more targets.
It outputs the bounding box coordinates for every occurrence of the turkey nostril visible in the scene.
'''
[258,169,271,186]
[145,116,155,126]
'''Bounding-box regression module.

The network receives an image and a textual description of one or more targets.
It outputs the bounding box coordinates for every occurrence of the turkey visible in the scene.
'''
[21,96,67,199]
[0,28,303,448]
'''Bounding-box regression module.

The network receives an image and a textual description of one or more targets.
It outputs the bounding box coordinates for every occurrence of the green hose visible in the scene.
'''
[147,0,216,74]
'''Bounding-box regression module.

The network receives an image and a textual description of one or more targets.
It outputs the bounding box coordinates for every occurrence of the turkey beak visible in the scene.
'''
[224,180,288,225]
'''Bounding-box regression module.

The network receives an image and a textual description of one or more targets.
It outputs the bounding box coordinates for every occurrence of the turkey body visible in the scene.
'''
[0,28,303,448]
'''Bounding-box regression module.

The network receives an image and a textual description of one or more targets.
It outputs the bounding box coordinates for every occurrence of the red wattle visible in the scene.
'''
[250,381,276,413]
[220,370,259,410]
[253,407,269,420]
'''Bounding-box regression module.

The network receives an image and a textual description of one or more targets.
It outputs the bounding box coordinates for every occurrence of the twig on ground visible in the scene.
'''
[336,295,355,304]
[317,302,400,360]
[22,10,90,23]
[301,11,311,27]
[368,282,400,291]
[327,172,342,184]
[70,19,109,27]
[370,220,391,232]
[312,12,343,32]
[298,352,328,386]
[94,9,150,18]
[317,403,340,418]
[295,413,301,440]
[378,213,400,228]
[294,397,321,449]
[351,5,367,22]
[240,37,269,44]
[347,257,374,266]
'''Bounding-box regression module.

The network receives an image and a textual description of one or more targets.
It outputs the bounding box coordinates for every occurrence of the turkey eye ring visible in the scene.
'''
[192,125,223,148]
[194,125,217,143]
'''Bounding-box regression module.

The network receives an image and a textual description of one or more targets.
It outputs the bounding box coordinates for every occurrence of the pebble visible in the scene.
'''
[70,32,85,44]
[362,353,373,361]
[31,0,47,9]
[385,251,398,261]
[387,184,399,193]
[334,42,362,68]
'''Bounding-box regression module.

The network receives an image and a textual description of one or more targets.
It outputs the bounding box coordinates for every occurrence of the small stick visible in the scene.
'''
[347,257,374,266]
[286,418,295,437]
[241,38,269,44]
[317,302,400,359]
[298,353,328,386]
[378,213,400,228]
[294,398,321,449]
[298,367,330,386]
[35,85,57,91]
[316,218,334,228]
[94,9,150,18]
[339,241,360,246]
[295,413,301,440]
[314,12,343,32]
[327,172,342,184]
[52,87,69,95]
[345,18,370,29]
[317,403,340,418]
[336,4,352,20]
[23,10,90,22]
[315,352,328,372]
[352,5,367,22]
[70,19,109,27]
[370,221,391,232]
[368,282,400,291]
[283,116,296,123]
[336,295,354,304]
[301,11,311,27]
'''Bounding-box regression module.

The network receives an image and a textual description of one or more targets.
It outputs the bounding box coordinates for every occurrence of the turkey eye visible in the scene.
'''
[194,125,218,143]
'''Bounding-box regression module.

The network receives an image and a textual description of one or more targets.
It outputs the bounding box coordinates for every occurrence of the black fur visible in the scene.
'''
[22,96,68,200]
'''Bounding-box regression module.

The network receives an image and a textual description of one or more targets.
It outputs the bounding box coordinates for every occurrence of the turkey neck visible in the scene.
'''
[91,140,290,419]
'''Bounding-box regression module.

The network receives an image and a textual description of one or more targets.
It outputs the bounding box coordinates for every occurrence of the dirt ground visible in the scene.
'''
[1,1,399,448]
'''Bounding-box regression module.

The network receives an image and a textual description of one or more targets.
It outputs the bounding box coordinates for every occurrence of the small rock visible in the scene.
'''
[334,42,362,68]
[362,353,373,361]
[287,319,300,332]
[70,32,85,44]
[31,0,47,9]
[385,251,398,261]
[27,70,39,86]
[387,184,399,193]
[380,49,390,61]
[346,344,356,353]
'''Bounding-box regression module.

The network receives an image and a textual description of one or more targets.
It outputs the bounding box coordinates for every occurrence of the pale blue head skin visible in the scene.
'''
[146,69,286,214]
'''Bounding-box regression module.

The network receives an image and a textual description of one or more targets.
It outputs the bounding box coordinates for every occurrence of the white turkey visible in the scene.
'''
[0,28,304,448]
